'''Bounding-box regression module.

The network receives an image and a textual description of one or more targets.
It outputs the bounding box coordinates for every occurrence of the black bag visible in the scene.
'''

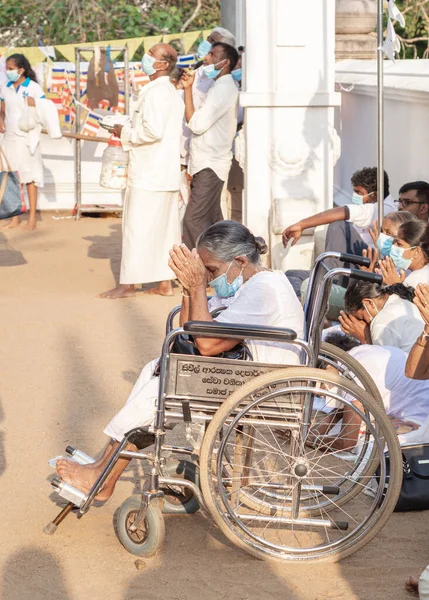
[385,444,429,512]
[0,147,25,220]
[170,333,252,361]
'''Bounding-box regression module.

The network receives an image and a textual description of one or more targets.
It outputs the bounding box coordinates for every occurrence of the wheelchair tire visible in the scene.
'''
[200,367,402,563]
[161,459,200,515]
[116,495,165,557]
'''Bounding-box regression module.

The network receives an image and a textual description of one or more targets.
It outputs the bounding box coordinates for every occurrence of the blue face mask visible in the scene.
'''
[376,232,394,257]
[351,191,375,205]
[202,59,226,80]
[351,192,364,205]
[197,40,212,60]
[210,261,243,298]
[232,68,242,82]
[390,244,415,270]
[6,69,20,83]
[141,53,166,77]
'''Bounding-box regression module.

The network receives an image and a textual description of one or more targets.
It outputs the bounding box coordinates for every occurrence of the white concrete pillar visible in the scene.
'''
[240,0,341,269]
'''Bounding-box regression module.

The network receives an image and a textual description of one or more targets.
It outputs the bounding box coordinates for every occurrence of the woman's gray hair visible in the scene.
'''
[196,220,268,264]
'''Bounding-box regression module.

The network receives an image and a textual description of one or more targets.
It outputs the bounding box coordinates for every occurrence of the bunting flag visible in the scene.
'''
[0,46,47,65]
[142,35,163,51]
[383,0,405,62]
[182,30,201,53]
[81,111,103,136]
[56,37,144,62]
[0,30,213,67]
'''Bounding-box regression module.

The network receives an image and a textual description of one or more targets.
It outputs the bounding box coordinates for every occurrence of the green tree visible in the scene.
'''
[0,0,220,47]
[393,0,429,59]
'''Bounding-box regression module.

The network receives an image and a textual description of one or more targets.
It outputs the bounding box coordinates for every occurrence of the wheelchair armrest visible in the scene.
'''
[183,320,297,342]
[166,298,218,334]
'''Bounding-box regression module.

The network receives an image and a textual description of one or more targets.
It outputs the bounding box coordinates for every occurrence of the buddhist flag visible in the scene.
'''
[45,91,65,115]
[98,99,111,110]
[50,67,66,93]
[113,90,126,114]
[81,111,102,136]
[132,70,149,91]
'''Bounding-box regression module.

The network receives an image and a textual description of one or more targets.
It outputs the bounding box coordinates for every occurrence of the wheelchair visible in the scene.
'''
[45,252,403,563]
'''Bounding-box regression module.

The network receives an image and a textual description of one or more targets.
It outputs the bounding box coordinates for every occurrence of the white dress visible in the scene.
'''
[369,294,424,353]
[119,77,184,285]
[0,78,46,186]
[104,271,305,441]
[403,264,429,288]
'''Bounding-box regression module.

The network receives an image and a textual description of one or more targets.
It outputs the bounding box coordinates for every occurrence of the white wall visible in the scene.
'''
[335,59,429,204]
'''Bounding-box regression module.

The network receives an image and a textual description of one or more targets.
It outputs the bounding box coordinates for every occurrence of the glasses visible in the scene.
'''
[394,199,426,208]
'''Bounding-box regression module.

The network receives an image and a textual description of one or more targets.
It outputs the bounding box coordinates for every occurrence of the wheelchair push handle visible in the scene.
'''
[339,253,370,268]
[349,269,383,285]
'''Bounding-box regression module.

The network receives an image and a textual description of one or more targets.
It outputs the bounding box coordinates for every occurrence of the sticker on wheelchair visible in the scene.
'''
[166,354,290,402]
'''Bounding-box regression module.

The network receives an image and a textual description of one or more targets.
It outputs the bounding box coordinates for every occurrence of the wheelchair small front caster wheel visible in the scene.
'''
[161,459,200,515]
[116,496,165,557]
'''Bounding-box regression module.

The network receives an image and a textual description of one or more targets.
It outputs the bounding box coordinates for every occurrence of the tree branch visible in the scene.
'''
[180,0,203,33]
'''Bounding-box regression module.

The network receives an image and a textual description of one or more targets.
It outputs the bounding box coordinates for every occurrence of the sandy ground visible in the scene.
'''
[0,213,428,600]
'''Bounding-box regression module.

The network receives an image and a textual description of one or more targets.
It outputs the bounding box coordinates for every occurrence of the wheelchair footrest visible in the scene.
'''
[51,477,87,508]
[48,448,96,469]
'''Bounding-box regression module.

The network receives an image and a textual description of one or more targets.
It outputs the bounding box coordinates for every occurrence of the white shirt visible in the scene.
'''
[209,271,305,365]
[404,264,429,288]
[349,345,429,425]
[188,74,239,181]
[121,77,184,192]
[180,66,213,165]
[370,294,424,353]
[0,78,45,136]
[346,194,396,247]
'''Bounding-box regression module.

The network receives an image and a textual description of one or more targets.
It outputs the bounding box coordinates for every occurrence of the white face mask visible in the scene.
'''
[363,301,379,323]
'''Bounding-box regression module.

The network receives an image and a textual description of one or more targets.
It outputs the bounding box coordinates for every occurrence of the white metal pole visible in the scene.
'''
[377,0,384,227]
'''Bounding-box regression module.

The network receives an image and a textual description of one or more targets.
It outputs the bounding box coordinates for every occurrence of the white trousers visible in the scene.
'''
[120,187,181,285]
[104,359,159,441]
[420,566,429,599]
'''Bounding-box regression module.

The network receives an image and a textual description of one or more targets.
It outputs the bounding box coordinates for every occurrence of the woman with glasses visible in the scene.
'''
[377,220,429,287]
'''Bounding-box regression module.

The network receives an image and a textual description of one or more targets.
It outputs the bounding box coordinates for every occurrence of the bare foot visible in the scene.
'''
[20,220,37,231]
[56,459,113,501]
[97,284,135,299]
[143,281,174,296]
[405,576,419,595]
[0,216,20,229]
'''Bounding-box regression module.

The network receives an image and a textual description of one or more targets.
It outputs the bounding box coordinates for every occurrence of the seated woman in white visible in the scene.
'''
[378,219,429,288]
[311,333,429,450]
[56,221,304,500]
[338,280,424,353]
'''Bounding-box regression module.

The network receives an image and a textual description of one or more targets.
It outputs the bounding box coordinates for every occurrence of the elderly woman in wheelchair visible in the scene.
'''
[56,220,305,501]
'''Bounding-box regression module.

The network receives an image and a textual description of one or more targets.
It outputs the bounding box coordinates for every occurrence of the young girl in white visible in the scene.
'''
[0,54,46,230]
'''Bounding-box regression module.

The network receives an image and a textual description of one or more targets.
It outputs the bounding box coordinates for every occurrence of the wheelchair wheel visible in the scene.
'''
[200,367,402,562]
[161,459,200,515]
[116,495,165,557]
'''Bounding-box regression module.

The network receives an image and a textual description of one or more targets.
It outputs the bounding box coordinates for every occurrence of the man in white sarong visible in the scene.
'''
[99,43,184,299]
